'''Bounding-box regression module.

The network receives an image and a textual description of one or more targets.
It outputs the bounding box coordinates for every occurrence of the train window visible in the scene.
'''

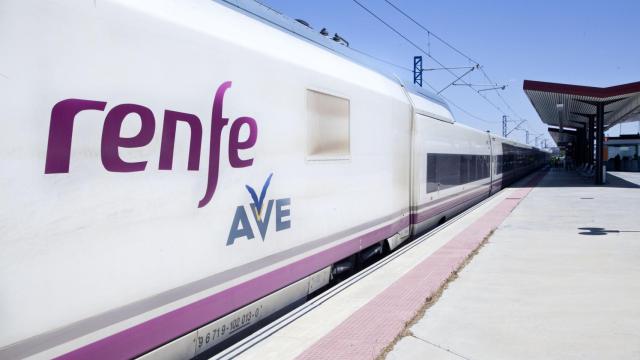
[306,89,350,159]
[427,153,491,194]
[438,154,460,190]
[427,154,438,193]
[470,155,478,181]
[481,156,489,178]
[460,155,470,184]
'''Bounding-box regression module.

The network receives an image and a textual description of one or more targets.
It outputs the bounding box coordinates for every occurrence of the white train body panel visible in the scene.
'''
[1,0,413,357]
[489,134,504,194]
[0,0,545,359]
[411,114,493,233]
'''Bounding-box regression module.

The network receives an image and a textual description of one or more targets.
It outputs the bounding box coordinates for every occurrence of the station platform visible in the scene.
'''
[215,169,640,360]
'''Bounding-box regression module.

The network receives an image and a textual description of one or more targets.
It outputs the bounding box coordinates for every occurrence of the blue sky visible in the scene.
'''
[259,0,640,146]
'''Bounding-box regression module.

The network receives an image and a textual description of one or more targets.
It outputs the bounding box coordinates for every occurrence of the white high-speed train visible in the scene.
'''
[0,0,547,359]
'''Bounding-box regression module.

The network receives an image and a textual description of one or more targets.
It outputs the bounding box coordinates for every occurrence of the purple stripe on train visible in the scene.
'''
[411,186,489,224]
[55,216,409,360]
[55,187,483,359]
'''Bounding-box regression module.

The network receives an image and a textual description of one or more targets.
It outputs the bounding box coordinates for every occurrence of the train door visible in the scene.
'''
[490,136,504,193]
[410,112,452,235]
[404,92,460,236]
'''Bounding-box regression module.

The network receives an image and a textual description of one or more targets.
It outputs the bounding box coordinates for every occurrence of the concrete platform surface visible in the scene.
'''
[387,169,640,360]
[608,171,640,186]
[227,172,545,360]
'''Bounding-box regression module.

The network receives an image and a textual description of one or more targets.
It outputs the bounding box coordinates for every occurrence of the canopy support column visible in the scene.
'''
[571,112,598,166]
[595,103,605,185]
[576,98,624,185]
[587,115,595,165]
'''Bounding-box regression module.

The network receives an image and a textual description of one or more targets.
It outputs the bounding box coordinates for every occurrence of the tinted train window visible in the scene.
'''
[500,143,526,173]
[460,155,470,183]
[426,153,490,194]
[438,154,460,190]
[427,154,438,193]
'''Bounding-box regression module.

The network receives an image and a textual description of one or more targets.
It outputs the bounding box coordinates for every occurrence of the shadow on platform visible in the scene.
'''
[510,168,640,189]
[578,227,640,235]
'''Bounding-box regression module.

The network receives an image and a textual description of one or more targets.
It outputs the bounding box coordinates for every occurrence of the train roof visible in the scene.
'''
[216,0,541,152]
[215,0,450,110]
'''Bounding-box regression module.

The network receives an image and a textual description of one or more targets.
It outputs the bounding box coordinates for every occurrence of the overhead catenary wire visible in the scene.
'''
[351,46,497,124]
[254,0,519,131]
[381,0,540,136]
[422,81,497,124]
[256,0,538,139]
[351,0,513,123]
[350,46,413,72]
[423,66,475,72]
[382,0,480,63]
[440,94,498,124]
[479,67,525,119]
[384,0,518,112]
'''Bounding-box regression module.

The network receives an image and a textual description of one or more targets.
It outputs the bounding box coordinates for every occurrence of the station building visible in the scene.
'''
[606,134,640,172]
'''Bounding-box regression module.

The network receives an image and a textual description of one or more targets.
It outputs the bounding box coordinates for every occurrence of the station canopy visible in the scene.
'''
[523,80,640,144]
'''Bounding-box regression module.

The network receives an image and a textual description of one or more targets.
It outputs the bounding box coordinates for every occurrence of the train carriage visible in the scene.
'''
[0,0,547,359]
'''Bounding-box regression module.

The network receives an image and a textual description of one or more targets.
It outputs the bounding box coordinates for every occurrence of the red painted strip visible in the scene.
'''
[296,170,547,360]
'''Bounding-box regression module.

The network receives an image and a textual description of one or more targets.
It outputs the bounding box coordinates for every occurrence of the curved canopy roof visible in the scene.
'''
[523,80,640,131]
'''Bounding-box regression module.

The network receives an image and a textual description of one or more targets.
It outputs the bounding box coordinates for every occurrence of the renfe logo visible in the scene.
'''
[44,81,257,208]
[227,173,291,246]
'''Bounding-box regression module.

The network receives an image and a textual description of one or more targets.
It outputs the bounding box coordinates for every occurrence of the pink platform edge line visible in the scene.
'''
[296,171,548,360]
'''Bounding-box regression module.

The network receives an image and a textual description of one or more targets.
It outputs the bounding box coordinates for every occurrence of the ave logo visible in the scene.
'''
[227,173,291,245]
